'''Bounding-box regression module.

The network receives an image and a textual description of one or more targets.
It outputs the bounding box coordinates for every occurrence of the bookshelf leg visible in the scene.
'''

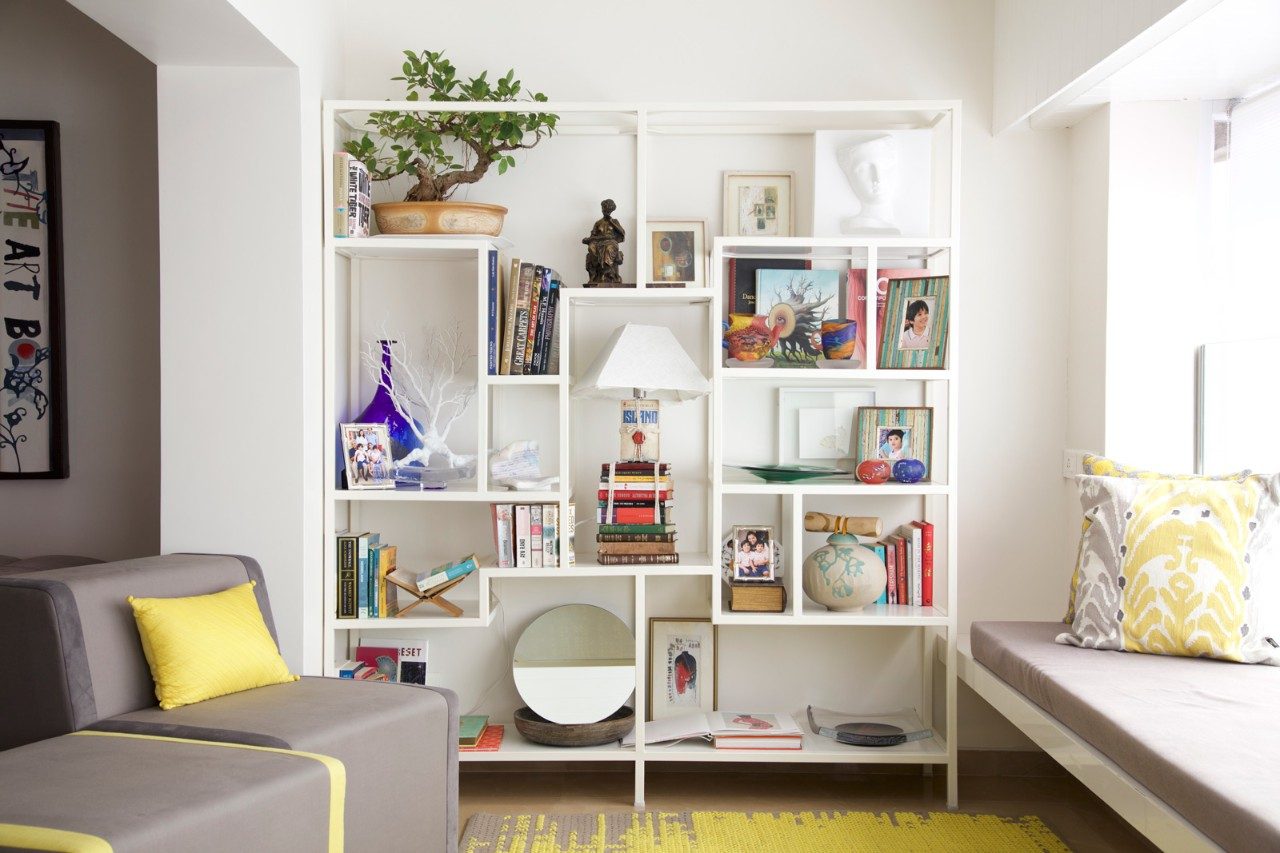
[634,759,645,810]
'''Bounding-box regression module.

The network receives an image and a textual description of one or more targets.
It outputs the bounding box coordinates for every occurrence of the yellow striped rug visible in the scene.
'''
[461,810,1069,852]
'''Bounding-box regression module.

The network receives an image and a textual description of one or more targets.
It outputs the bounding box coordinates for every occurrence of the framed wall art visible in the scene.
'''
[722,171,794,237]
[648,617,717,720]
[0,120,67,479]
[647,219,705,288]
[777,387,876,466]
[855,406,933,481]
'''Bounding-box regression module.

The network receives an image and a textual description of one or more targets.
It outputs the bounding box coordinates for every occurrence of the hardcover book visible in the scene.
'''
[499,257,522,375]
[596,553,680,565]
[912,520,934,606]
[459,715,489,747]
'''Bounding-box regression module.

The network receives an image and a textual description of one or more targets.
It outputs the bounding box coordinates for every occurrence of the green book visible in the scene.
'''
[459,715,489,747]
[598,524,676,535]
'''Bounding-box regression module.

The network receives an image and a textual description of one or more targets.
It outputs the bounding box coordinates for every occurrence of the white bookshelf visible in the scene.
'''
[321,100,960,807]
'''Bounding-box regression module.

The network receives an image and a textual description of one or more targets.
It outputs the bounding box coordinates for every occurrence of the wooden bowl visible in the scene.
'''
[513,705,634,747]
[372,201,507,236]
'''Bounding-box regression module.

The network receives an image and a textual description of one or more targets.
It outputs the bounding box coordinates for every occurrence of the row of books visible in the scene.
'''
[336,638,427,684]
[489,257,562,376]
[490,503,573,568]
[873,520,935,607]
[597,462,679,565]
[332,152,371,238]
[335,532,397,619]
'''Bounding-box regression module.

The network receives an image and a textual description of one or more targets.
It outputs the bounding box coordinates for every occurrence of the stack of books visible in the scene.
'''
[490,258,562,376]
[596,462,677,565]
[490,503,561,568]
[459,716,505,752]
[336,638,427,684]
[872,520,935,607]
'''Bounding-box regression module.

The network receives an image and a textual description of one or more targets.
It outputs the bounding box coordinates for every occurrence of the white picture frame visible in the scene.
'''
[648,618,717,721]
[646,218,706,287]
[777,387,876,467]
[340,422,396,490]
[722,171,795,237]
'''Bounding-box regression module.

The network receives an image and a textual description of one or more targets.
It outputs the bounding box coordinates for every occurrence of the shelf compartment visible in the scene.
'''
[564,287,715,306]
[642,730,948,764]
[459,719,635,763]
[715,603,950,627]
[332,235,510,260]
[325,597,491,630]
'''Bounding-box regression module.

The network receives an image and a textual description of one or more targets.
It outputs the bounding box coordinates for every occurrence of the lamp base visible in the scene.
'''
[619,398,661,463]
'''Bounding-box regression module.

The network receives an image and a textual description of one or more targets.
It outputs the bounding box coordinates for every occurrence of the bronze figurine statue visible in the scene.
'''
[583,198,625,287]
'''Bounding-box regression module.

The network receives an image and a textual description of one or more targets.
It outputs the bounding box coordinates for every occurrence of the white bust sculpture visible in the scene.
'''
[836,134,901,235]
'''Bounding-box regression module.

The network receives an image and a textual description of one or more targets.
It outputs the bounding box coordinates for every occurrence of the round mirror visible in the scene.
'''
[512,604,635,725]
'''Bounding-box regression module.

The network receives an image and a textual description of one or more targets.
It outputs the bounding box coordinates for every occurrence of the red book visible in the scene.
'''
[460,724,505,752]
[597,490,673,501]
[355,646,398,680]
[882,538,897,605]
[598,508,667,524]
[887,535,907,604]
[913,520,934,607]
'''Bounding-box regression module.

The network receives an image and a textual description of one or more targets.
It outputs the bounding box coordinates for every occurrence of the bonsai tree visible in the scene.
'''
[344,50,558,203]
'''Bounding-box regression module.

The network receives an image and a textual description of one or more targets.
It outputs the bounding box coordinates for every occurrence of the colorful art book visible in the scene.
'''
[847,268,936,366]
[755,269,841,366]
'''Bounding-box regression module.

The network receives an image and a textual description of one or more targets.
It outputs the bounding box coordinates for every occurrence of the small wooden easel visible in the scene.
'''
[385,571,467,618]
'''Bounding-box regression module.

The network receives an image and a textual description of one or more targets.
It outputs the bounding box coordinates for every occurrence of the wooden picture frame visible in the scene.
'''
[648,617,717,721]
[646,218,705,288]
[0,120,67,478]
[877,276,950,369]
[855,406,933,481]
[722,171,795,238]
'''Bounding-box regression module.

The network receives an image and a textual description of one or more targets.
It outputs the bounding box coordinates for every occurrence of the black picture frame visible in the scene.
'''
[0,120,68,478]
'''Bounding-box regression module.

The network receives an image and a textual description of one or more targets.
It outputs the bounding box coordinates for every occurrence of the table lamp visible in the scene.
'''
[572,323,711,462]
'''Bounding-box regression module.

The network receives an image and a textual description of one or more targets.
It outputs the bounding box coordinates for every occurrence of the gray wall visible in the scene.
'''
[0,0,159,560]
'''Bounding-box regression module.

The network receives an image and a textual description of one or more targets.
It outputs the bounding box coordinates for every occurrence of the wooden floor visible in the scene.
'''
[460,763,1159,852]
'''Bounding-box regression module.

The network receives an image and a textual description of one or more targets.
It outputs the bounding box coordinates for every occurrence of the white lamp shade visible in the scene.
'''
[573,324,711,401]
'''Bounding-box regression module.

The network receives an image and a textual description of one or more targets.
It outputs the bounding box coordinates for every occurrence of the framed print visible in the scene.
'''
[340,423,396,489]
[722,171,794,237]
[1,121,67,478]
[648,617,717,720]
[647,219,705,288]
[731,525,775,582]
[777,387,875,466]
[755,268,842,365]
[878,276,950,369]
[855,406,933,481]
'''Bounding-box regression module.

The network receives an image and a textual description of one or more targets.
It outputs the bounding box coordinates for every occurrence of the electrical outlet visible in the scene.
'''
[1062,449,1087,478]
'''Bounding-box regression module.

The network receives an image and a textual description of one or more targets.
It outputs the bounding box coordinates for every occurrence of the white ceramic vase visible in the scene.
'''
[802,533,887,611]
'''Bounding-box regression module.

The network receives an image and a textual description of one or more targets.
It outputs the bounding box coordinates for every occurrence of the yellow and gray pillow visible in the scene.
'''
[1057,471,1280,664]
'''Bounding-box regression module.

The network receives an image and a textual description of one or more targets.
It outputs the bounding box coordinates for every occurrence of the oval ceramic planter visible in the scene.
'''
[372,200,508,237]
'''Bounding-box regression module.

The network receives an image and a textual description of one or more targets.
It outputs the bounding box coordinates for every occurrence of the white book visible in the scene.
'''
[900,523,922,606]
[543,504,557,567]
[623,711,801,747]
[515,505,531,568]
[530,505,544,568]
[493,504,514,569]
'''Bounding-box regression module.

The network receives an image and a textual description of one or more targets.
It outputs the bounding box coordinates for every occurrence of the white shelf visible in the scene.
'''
[564,287,716,305]
[329,486,564,503]
[720,367,952,382]
[460,720,634,762]
[720,468,951,496]
[331,235,510,260]
[484,374,562,386]
[643,730,948,764]
[715,603,950,627]
[326,598,490,630]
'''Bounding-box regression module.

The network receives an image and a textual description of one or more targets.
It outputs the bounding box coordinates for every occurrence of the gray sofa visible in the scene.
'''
[971,621,1280,852]
[0,554,459,853]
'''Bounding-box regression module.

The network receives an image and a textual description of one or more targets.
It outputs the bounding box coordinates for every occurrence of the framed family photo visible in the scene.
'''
[340,422,396,490]
[731,525,775,582]
[648,617,717,720]
[647,219,705,288]
[855,406,933,481]
[878,276,950,369]
[722,171,794,237]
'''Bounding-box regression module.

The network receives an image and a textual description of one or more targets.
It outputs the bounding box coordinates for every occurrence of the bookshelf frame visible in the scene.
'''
[321,99,961,808]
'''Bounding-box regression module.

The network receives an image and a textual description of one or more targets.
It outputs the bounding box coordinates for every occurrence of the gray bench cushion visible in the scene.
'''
[972,620,1280,852]
[94,676,459,853]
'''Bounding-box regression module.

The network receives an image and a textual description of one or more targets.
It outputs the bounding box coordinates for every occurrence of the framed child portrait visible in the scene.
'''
[731,525,775,582]
[722,171,794,237]
[647,219,705,288]
[648,617,717,720]
[855,407,933,481]
[878,276,950,369]
[340,422,396,490]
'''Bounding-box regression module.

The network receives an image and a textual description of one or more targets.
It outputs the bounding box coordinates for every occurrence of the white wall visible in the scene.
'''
[993,0,1191,132]
[342,0,1068,749]
[0,0,159,561]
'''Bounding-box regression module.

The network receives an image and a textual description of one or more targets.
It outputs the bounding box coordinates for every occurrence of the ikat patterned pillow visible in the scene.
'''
[1057,473,1280,665]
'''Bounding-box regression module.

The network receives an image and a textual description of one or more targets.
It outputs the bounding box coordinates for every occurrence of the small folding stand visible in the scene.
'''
[385,571,466,617]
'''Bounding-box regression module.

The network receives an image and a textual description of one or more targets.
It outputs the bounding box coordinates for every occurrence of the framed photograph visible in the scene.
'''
[722,171,794,237]
[648,617,717,720]
[755,268,842,365]
[878,276,950,369]
[1,121,67,479]
[731,525,775,582]
[777,387,876,466]
[855,407,933,480]
[647,219,705,288]
[340,423,396,489]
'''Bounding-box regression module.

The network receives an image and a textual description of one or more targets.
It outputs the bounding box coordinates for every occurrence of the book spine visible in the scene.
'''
[515,505,531,568]
[547,273,562,375]
[530,268,551,374]
[596,490,673,501]
[598,524,674,534]
[911,526,922,606]
[543,504,557,568]
[596,532,678,543]
[883,539,897,605]
[523,266,544,374]
[597,508,670,524]
[530,505,544,568]
[565,503,576,567]
[543,277,560,375]
[351,157,371,238]
[511,263,534,375]
[378,546,395,619]
[499,258,521,375]
[596,542,678,555]
[416,556,479,592]
[872,543,888,605]
[535,274,558,374]
[337,535,357,618]
[333,153,349,238]
[357,535,369,619]
[369,544,380,618]
[486,250,499,375]
[492,504,515,569]
[895,537,908,604]
[918,522,934,607]
[596,554,680,565]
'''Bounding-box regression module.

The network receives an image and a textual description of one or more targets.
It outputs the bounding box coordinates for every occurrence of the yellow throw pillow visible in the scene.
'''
[1063,453,1251,623]
[129,581,298,710]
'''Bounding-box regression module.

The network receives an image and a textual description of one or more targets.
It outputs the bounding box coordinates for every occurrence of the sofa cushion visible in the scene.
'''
[973,621,1280,852]
[94,675,459,853]
[0,554,101,576]
[129,581,297,709]
[0,730,342,853]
